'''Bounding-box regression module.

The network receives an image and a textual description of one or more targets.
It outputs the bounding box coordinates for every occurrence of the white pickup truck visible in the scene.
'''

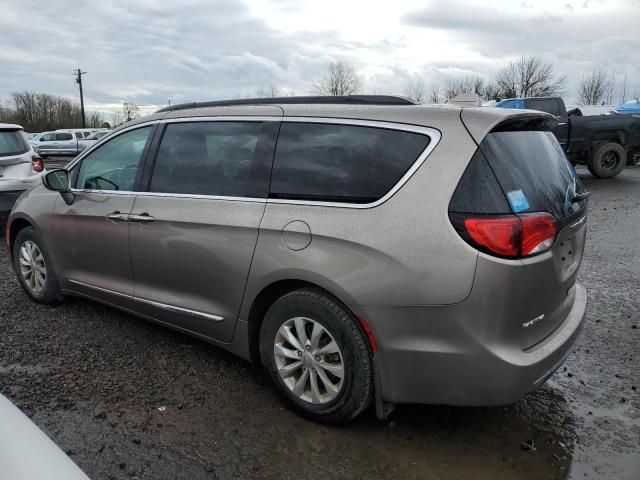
[33,129,107,157]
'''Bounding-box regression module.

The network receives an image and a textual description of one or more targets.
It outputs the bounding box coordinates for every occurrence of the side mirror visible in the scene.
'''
[43,169,74,205]
[43,169,70,192]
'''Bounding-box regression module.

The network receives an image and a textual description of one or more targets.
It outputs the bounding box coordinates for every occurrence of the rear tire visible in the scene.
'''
[259,288,373,424]
[587,142,626,178]
[12,227,62,304]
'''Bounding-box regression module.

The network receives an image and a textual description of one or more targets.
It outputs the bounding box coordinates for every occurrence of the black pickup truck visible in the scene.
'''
[496,96,640,178]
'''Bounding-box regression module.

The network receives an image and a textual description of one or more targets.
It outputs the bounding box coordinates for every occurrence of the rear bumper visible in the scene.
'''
[364,283,587,406]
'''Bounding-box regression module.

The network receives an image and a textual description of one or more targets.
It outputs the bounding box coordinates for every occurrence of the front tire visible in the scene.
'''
[587,142,626,178]
[12,227,62,304]
[259,288,373,424]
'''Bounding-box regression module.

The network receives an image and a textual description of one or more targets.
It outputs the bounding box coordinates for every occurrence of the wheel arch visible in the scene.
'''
[7,216,34,252]
[244,277,370,365]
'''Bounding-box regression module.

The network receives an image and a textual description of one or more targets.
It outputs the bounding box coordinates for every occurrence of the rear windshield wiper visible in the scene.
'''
[571,191,591,202]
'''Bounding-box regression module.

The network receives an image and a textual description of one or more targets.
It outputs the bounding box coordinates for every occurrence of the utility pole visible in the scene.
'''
[75,68,86,128]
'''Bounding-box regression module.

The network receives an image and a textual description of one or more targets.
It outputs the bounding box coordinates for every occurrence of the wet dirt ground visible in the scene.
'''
[0,160,638,479]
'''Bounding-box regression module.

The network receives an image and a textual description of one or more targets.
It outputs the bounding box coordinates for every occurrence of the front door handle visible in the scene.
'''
[106,211,129,222]
[129,213,155,223]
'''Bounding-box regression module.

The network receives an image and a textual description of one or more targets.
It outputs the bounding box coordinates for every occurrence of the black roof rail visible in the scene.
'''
[156,95,415,113]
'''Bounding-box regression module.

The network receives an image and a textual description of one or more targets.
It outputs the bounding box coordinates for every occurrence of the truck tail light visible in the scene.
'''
[456,213,557,258]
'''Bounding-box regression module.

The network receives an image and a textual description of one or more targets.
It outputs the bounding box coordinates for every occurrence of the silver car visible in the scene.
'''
[6,96,588,423]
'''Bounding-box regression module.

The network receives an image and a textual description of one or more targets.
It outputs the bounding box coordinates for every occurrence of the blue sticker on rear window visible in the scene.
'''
[507,189,529,212]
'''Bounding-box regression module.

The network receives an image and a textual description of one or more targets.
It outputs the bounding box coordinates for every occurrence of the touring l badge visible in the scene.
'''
[523,314,545,328]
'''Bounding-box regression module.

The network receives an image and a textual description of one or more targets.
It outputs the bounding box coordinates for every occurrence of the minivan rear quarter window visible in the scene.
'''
[269,122,430,203]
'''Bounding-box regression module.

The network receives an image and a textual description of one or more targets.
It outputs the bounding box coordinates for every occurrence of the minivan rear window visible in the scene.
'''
[480,131,585,219]
[0,130,29,157]
[270,123,430,203]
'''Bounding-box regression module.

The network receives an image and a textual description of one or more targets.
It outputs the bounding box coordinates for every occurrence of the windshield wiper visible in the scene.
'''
[570,191,591,202]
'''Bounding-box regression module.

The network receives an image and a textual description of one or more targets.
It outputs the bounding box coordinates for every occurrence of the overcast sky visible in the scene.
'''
[1,0,638,118]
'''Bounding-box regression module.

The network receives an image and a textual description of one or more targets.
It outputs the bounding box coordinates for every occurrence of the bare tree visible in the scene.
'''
[111,110,124,127]
[481,82,503,102]
[403,78,426,103]
[577,68,610,105]
[86,111,105,128]
[495,56,566,98]
[255,83,280,97]
[0,91,101,132]
[603,69,616,105]
[444,76,485,101]
[122,102,139,121]
[428,84,441,103]
[621,72,628,103]
[313,61,362,96]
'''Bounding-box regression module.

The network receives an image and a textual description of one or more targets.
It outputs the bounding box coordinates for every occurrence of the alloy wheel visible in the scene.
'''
[274,317,345,404]
[18,240,47,293]
[600,151,619,170]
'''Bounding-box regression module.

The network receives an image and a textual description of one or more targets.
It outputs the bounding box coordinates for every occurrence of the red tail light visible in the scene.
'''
[463,213,557,258]
[520,213,558,255]
[464,216,520,257]
[32,155,44,173]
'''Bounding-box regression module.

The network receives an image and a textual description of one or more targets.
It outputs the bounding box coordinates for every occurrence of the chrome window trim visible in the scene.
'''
[68,188,266,203]
[67,116,441,209]
[67,279,224,322]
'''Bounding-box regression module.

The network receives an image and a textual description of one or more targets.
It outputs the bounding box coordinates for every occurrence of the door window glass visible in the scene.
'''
[149,121,265,197]
[55,132,73,141]
[76,126,152,191]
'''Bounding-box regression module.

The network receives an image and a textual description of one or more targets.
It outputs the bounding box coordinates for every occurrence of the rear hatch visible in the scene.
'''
[450,115,588,349]
[0,128,31,180]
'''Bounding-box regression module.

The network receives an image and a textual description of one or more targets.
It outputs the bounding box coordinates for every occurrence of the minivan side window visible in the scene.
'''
[148,121,265,198]
[76,126,152,191]
[269,122,430,203]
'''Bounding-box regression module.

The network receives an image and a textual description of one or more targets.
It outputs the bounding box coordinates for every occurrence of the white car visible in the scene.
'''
[77,130,110,151]
[0,123,45,222]
[0,394,89,479]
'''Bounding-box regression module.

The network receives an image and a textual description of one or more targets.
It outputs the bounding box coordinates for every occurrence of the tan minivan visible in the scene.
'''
[7,96,588,423]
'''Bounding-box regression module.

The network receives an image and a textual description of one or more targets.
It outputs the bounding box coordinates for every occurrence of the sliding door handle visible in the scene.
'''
[129,213,155,223]
[106,212,129,222]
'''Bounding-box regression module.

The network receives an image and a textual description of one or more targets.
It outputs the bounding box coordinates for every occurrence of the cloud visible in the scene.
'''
[0,0,638,117]
[400,0,640,103]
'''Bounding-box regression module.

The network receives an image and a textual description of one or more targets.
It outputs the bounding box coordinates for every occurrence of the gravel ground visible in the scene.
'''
[0,158,638,480]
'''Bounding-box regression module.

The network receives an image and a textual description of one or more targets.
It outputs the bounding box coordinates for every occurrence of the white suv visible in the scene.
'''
[0,123,45,223]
